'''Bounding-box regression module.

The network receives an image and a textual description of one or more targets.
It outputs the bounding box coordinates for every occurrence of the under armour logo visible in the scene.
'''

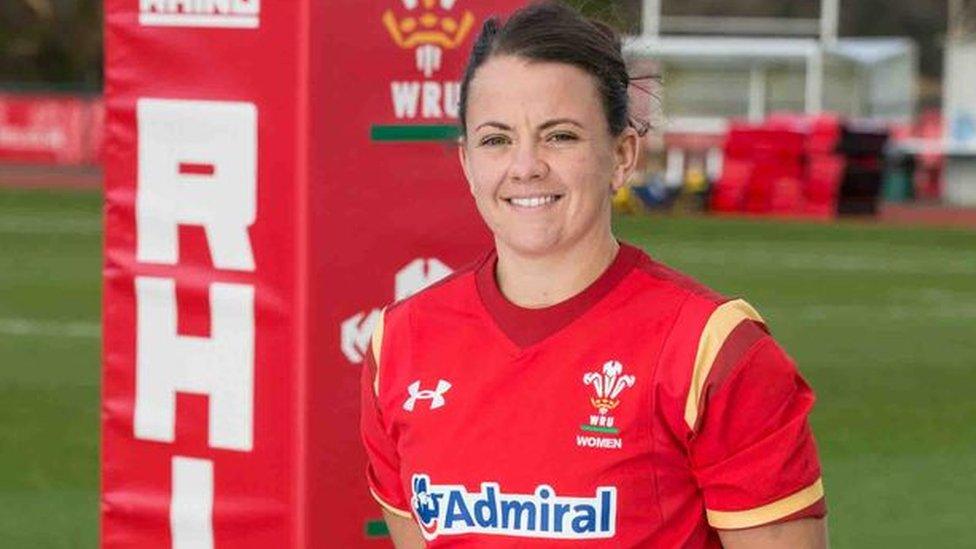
[403,380,452,412]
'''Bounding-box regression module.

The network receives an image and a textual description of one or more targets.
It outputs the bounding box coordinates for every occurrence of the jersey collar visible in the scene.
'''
[475,242,642,350]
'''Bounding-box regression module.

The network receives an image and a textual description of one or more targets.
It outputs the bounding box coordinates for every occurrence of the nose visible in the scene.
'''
[508,141,548,182]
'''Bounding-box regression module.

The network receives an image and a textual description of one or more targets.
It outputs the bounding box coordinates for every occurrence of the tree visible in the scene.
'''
[0,0,102,90]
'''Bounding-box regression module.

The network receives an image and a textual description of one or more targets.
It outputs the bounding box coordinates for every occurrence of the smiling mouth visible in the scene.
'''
[504,194,564,208]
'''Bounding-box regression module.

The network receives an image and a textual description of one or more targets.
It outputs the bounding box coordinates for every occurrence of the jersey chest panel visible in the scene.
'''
[381,289,690,544]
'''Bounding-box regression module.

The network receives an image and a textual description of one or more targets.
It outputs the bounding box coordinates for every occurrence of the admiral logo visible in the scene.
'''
[410,474,617,541]
[340,258,452,364]
[140,0,261,29]
[577,360,635,449]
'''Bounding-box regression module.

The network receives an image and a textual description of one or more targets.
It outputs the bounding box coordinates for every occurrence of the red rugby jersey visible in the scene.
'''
[361,242,825,547]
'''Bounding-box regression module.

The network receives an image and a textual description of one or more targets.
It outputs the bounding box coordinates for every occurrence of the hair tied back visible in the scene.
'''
[626,73,661,137]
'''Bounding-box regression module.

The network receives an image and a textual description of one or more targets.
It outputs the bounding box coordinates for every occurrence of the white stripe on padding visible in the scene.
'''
[171,457,214,549]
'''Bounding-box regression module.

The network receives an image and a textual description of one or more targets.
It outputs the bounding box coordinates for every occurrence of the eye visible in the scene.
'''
[479,134,510,147]
[478,133,511,147]
[547,132,579,143]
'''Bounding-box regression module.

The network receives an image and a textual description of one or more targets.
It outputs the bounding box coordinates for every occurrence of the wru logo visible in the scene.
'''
[584,360,635,414]
[579,360,636,437]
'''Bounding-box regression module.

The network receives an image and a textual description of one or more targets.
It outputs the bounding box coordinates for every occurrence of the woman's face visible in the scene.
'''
[460,55,638,258]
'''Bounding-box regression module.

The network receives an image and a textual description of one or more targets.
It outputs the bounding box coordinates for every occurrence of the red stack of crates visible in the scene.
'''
[804,115,845,218]
[711,123,756,212]
[712,114,847,219]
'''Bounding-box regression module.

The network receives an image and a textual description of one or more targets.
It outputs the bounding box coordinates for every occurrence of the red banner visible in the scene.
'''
[102,0,522,547]
[305,1,521,545]
[0,94,100,165]
[102,1,300,546]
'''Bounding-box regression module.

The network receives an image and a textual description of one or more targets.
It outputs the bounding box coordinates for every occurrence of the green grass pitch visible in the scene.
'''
[1,187,973,547]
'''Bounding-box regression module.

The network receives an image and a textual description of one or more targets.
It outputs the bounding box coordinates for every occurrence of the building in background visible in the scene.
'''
[626,0,916,134]
[611,0,925,218]
[943,0,976,205]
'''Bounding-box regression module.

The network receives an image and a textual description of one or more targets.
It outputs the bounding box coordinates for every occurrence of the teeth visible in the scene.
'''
[509,195,559,208]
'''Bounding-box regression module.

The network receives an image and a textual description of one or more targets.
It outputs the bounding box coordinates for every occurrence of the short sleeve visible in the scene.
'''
[690,333,826,530]
[360,314,412,518]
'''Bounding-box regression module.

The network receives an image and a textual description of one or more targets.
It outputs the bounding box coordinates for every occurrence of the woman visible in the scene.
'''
[361,3,827,547]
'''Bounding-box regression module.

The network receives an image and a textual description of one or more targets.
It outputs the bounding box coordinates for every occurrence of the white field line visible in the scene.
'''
[787,303,976,321]
[659,247,976,276]
[0,318,99,338]
[0,215,101,235]
[769,289,976,322]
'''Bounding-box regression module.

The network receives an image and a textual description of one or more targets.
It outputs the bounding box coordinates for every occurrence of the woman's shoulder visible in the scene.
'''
[619,243,771,350]
[621,241,728,311]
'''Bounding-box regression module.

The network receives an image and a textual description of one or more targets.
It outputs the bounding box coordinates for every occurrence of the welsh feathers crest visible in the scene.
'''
[583,360,636,415]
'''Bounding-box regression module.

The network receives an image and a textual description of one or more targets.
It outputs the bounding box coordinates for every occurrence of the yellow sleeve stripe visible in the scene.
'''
[706,477,825,530]
[369,487,413,519]
[371,308,386,397]
[684,299,764,431]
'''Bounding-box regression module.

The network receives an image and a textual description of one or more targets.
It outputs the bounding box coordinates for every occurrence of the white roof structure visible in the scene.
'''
[626,1,917,132]
[832,38,916,65]
[626,36,820,63]
[626,36,913,66]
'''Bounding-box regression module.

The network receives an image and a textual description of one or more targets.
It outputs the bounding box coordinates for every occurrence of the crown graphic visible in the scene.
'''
[583,361,636,415]
[383,0,475,50]
[382,0,475,77]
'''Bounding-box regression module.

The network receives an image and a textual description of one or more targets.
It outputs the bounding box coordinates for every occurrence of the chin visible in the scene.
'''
[498,230,566,258]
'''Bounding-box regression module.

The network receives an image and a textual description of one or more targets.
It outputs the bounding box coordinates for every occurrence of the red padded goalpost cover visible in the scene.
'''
[102,1,522,546]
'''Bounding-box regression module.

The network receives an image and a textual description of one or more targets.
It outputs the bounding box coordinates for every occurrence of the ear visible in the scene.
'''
[458,138,475,195]
[610,127,641,193]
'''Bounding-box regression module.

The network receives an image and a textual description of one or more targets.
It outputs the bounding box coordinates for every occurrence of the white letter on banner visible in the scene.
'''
[232,0,260,15]
[340,308,381,364]
[171,456,214,549]
[395,258,452,301]
[391,82,421,119]
[421,82,443,119]
[134,277,254,451]
[136,98,257,271]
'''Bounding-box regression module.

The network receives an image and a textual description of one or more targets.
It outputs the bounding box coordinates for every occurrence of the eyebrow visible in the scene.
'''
[539,118,584,131]
[474,118,585,132]
[475,121,513,132]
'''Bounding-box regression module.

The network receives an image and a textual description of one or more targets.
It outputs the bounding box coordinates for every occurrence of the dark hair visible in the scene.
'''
[458,1,632,137]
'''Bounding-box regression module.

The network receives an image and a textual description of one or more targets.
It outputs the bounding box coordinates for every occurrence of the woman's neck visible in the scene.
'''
[494,233,620,309]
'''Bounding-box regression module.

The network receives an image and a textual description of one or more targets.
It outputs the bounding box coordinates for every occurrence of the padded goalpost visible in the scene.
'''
[101,1,521,546]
